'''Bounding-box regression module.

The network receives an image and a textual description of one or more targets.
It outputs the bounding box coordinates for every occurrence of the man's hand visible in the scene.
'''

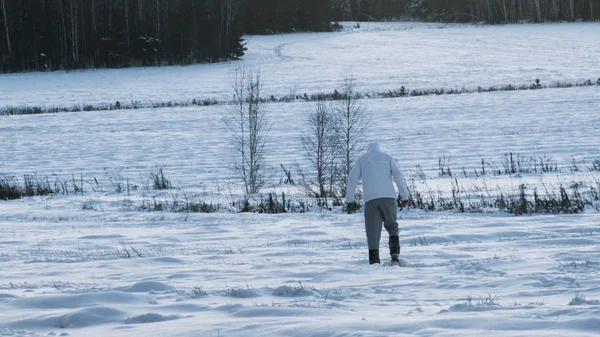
[398,199,412,209]
[346,201,360,214]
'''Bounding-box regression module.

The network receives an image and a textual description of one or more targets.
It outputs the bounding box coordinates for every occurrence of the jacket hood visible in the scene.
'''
[367,143,381,152]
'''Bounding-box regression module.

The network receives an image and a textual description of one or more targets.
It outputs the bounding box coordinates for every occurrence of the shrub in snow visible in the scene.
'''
[272,283,317,297]
[150,167,171,190]
[568,293,600,306]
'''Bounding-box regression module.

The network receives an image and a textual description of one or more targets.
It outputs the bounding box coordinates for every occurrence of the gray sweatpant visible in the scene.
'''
[364,198,399,249]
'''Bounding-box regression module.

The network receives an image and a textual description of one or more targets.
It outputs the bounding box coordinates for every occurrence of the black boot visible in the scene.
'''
[389,236,400,263]
[369,249,380,264]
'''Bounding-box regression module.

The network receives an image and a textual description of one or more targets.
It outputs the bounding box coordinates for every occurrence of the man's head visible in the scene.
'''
[367,143,381,152]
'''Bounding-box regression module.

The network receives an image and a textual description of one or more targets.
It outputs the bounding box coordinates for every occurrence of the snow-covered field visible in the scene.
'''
[1,22,600,337]
[1,22,599,108]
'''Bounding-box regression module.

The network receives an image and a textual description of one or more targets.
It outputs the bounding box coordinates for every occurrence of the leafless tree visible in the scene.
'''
[69,0,79,63]
[1,0,9,54]
[226,65,270,195]
[568,0,576,19]
[334,75,369,194]
[300,99,339,198]
[332,0,352,19]
[155,0,160,35]
[221,0,240,55]
[533,0,542,22]
[205,0,240,57]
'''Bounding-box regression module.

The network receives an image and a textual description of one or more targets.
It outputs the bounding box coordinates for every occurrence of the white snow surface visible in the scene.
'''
[1,22,600,337]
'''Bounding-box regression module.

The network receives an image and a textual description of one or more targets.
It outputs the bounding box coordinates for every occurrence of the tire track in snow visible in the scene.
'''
[274,43,294,61]
[273,29,355,62]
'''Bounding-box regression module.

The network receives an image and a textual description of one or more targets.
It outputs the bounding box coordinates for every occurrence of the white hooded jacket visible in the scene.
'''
[345,143,409,203]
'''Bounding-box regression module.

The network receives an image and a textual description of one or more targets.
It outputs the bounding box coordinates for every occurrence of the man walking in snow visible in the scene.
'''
[345,143,410,265]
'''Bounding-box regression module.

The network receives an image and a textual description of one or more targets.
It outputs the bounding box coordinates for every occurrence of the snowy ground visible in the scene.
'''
[1,210,600,337]
[1,22,600,337]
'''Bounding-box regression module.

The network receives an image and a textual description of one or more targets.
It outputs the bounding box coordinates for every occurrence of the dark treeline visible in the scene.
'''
[338,0,600,23]
[409,0,600,23]
[1,0,599,73]
[0,0,332,72]
[0,0,248,72]
[244,0,332,34]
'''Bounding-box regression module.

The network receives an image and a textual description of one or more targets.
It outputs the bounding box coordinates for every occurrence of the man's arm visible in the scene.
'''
[391,158,409,201]
[345,159,362,203]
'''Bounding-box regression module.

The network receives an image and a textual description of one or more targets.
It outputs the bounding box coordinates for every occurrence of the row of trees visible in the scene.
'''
[332,0,411,20]
[332,0,600,22]
[406,0,600,23]
[0,0,338,72]
[244,0,333,34]
[334,0,599,22]
[227,66,369,200]
[0,0,248,72]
